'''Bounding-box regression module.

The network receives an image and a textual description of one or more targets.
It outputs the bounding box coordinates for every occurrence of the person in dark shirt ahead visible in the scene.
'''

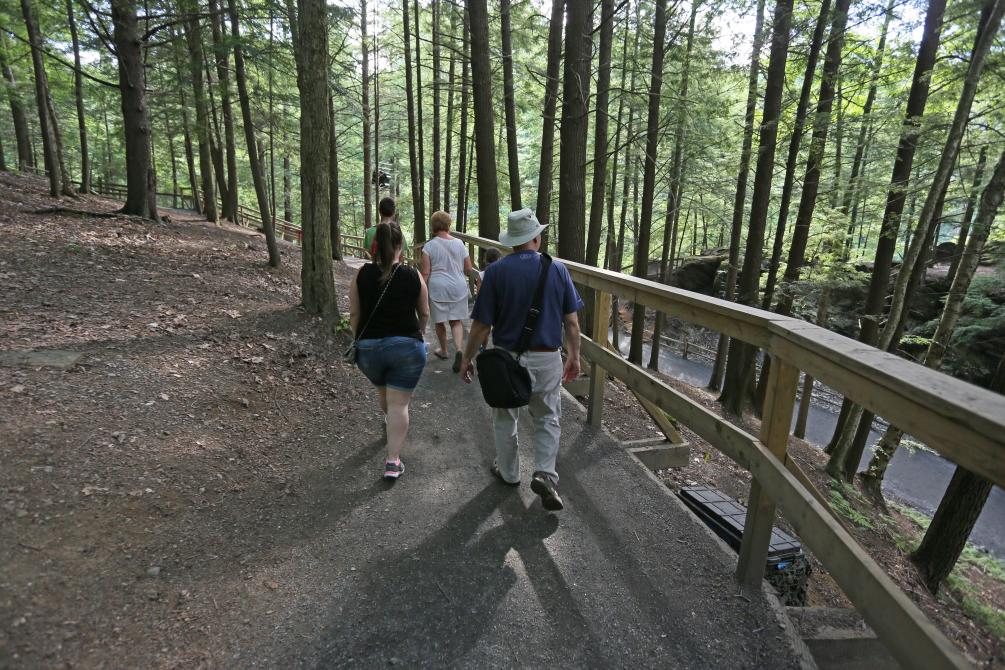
[458,209,583,510]
[350,221,430,480]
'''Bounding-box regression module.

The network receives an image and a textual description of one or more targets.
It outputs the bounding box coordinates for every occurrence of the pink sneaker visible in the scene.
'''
[384,459,404,480]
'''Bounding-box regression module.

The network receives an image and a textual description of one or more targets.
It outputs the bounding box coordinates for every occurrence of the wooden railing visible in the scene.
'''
[451,230,1005,670]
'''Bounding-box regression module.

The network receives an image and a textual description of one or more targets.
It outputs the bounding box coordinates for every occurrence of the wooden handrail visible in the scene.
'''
[451,231,1005,489]
[452,229,996,670]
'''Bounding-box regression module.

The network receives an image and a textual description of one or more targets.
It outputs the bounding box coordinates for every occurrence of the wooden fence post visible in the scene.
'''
[587,290,611,428]
[736,354,799,593]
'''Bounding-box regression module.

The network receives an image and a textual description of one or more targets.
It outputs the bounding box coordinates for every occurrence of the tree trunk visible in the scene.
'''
[0,32,33,171]
[760,0,832,309]
[861,147,1005,493]
[283,152,292,224]
[830,3,1003,478]
[329,94,342,261]
[165,111,178,207]
[293,0,337,318]
[708,0,766,392]
[208,0,239,222]
[605,3,637,279]
[500,0,522,210]
[360,0,373,231]
[20,0,62,196]
[402,0,425,241]
[794,289,830,438]
[454,9,470,229]
[822,0,947,453]
[947,145,988,283]
[649,0,698,372]
[831,175,952,480]
[169,29,200,211]
[718,0,794,415]
[466,0,500,241]
[228,0,280,266]
[911,466,994,594]
[585,0,616,268]
[111,0,157,219]
[443,6,457,211]
[628,0,670,365]
[771,0,851,317]
[65,0,90,192]
[556,0,592,263]
[881,0,1004,354]
[909,354,1005,594]
[183,8,217,222]
[431,0,442,211]
[841,0,895,257]
[413,0,426,231]
[534,0,565,243]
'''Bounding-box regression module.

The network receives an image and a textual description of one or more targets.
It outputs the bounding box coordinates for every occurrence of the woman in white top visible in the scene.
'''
[421,211,479,371]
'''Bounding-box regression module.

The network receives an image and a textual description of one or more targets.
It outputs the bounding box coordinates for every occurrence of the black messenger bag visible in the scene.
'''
[476,254,553,409]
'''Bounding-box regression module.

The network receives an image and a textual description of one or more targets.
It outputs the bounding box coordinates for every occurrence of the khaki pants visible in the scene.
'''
[492,350,563,484]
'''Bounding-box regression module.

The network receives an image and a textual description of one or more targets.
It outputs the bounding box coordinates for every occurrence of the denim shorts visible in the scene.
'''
[356,336,428,392]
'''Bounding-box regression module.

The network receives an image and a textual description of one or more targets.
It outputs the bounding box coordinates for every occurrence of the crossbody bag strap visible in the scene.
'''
[515,253,553,355]
[354,264,399,343]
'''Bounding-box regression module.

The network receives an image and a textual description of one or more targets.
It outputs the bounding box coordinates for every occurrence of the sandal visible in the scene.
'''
[433,350,448,360]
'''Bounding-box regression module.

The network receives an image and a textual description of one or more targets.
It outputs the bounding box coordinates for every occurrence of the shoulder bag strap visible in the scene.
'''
[354,264,399,344]
[515,253,553,354]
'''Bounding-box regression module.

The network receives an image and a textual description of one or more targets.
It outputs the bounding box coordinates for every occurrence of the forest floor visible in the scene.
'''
[0,172,1001,668]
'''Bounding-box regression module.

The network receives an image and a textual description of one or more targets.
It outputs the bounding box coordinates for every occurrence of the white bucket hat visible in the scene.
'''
[499,208,548,248]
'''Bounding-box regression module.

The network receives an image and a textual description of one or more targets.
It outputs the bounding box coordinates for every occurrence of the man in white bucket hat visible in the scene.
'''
[458,208,583,511]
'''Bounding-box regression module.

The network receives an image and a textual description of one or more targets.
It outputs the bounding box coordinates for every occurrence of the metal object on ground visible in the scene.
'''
[678,485,811,606]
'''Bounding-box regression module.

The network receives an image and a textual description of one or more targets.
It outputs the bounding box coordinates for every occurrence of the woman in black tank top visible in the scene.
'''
[349,220,431,480]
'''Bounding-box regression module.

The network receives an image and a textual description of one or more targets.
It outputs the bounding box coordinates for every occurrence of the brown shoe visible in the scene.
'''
[531,472,564,511]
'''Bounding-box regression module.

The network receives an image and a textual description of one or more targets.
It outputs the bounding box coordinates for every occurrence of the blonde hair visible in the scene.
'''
[430,210,452,234]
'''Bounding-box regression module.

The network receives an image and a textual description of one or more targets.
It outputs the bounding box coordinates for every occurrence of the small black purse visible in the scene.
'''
[475,254,552,408]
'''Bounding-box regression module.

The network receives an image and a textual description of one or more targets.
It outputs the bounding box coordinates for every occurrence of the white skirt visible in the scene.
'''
[430,297,469,323]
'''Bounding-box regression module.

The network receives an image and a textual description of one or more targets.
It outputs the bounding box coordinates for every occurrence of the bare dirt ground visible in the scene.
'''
[0,173,375,668]
[1,172,1001,668]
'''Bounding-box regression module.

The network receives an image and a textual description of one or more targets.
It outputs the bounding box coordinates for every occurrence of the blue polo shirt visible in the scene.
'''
[471,250,584,350]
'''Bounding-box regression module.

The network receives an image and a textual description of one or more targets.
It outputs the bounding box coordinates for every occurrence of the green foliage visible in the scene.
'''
[907,273,1005,384]
[828,481,874,530]
[889,501,1005,634]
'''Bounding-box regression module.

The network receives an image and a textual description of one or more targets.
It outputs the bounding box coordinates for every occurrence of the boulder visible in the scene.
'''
[671,255,725,294]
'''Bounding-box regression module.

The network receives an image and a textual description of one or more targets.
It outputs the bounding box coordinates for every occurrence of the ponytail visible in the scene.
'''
[373,221,403,282]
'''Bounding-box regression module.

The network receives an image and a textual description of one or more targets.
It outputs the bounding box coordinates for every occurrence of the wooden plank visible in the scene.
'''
[747,437,970,670]
[632,391,685,445]
[580,337,758,466]
[587,290,611,428]
[736,357,799,592]
[580,336,969,670]
[769,323,1005,490]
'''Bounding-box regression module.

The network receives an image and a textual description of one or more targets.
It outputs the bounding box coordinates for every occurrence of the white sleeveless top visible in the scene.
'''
[423,236,470,302]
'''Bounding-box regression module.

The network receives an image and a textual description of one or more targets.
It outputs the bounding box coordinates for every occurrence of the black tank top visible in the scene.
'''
[356,263,422,340]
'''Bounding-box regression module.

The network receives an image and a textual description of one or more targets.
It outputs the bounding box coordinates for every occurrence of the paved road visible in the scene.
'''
[254,323,805,668]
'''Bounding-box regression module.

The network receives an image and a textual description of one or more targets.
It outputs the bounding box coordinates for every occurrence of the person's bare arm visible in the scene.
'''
[349,273,361,334]
[463,255,481,290]
[416,273,431,334]
[460,320,492,383]
[562,312,581,383]
[420,250,431,283]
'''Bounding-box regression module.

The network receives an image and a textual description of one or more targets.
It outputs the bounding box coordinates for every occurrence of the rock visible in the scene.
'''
[147,566,161,577]
[10,384,25,394]
[671,255,725,294]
